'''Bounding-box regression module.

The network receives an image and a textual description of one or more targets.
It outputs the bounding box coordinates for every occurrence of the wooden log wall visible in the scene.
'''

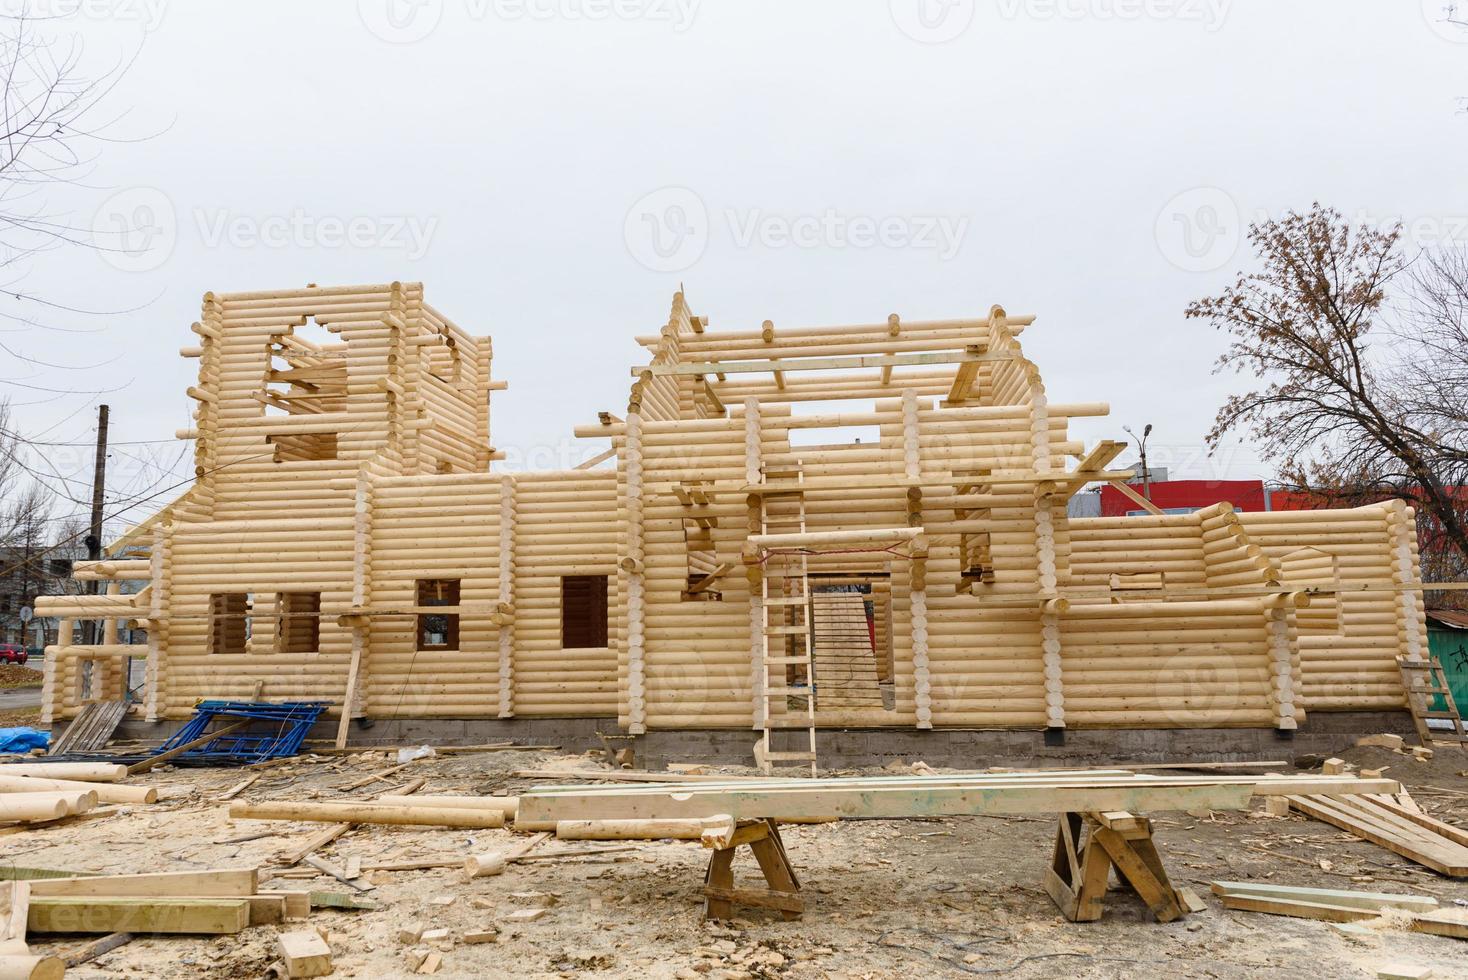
[38,284,1429,732]
[1240,504,1412,711]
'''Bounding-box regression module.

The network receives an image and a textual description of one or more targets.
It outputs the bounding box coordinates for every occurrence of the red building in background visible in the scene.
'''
[1096,477,1304,517]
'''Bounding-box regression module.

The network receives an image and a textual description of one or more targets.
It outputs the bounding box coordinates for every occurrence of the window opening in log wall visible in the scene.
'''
[561,575,609,648]
[417,579,460,650]
[209,592,250,655]
[277,592,321,654]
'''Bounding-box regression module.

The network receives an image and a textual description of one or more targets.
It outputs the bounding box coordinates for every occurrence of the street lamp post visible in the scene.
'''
[1124,423,1154,501]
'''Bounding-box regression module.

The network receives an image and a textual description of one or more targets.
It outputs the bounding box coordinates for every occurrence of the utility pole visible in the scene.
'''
[85,404,109,646]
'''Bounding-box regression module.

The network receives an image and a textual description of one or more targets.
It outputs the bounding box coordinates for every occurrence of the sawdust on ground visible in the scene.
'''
[7,743,1468,980]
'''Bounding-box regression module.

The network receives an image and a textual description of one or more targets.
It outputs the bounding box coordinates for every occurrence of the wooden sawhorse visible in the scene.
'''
[701,818,803,920]
[1044,810,1201,922]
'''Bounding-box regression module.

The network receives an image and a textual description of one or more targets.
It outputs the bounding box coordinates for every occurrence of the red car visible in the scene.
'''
[0,643,27,665]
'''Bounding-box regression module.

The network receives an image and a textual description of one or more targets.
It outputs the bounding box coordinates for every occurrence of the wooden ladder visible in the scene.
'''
[1397,655,1468,750]
[756,464,818,775]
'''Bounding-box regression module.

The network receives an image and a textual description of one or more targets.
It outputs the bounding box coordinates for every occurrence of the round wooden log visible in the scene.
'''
[0,763,128,783]
[374,794,517,816]
[554,817,722,841]
[228,800,505,828]
[0,955,66,980]
[0,792,90,822]
[0,774,156,805]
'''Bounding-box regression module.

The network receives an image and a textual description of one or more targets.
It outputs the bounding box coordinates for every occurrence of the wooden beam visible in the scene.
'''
[28,870,257,899]
[27,897,250,935]
[1107,480,1165,516]
[635,349,1014,377]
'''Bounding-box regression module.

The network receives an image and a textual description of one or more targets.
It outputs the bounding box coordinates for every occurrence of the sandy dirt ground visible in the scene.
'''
[3,741,1467,980]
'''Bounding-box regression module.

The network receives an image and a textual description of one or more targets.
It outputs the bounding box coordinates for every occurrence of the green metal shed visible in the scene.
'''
[1425,609,1468,713]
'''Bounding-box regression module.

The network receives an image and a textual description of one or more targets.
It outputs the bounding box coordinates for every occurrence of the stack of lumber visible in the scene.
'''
[4,869,310,934]
[0,763,154,827]
[2,867,340,979]
[810,593,882,708]
[514,770,1400,825]
[1211,881,1468,939]
[1282,793,1468,877]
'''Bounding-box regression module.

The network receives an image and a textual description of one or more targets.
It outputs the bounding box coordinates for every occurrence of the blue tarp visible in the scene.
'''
[0,727,49,753]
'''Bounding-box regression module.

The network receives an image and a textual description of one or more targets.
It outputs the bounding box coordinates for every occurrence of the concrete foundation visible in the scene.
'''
[99,709,1417,770]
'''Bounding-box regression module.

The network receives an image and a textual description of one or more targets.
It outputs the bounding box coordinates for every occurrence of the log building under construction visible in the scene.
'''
[37,283,1431,762]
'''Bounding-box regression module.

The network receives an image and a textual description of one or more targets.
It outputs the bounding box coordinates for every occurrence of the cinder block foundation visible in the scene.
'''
[101,709,1415,770]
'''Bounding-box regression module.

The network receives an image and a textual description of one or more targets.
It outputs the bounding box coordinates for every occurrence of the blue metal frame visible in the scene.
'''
[151,700,330,765]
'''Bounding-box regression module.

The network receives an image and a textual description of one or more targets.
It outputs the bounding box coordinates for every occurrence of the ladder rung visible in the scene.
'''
[763,596,808,606]
[764,626,807,635]
[764,656,810,666]
[766,687,813,698]
[763,751,817,761]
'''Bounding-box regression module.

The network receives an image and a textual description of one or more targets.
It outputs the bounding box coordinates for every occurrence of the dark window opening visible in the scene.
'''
[417,579,460,650]
[277,592,321,654]
[561,575,608,649]
[210,592,250,655]
[269,430,338,462]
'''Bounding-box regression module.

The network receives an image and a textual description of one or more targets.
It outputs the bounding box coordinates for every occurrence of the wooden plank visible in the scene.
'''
[517,774,1396,825]
[1107,480,1165,516]
[281,823,353,866]
[27,897,250,935]
[28,869,258,899]
[701,885,804,913]
[1218,893,1380,923]
[1351,795,1468,848]
[1210,881,1438,912]
[1286,795,1468,877]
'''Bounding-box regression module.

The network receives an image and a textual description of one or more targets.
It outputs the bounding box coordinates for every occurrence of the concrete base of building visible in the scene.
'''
[95,709,1416,770]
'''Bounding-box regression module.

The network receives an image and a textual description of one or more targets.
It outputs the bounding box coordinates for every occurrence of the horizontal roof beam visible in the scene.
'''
[634,347,1012,378]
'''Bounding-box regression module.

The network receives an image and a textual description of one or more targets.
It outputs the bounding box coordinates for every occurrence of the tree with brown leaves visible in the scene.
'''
[1188,204,1468,589]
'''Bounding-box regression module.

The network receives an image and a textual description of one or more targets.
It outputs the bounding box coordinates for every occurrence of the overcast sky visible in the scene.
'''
[6,0,1467,531]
